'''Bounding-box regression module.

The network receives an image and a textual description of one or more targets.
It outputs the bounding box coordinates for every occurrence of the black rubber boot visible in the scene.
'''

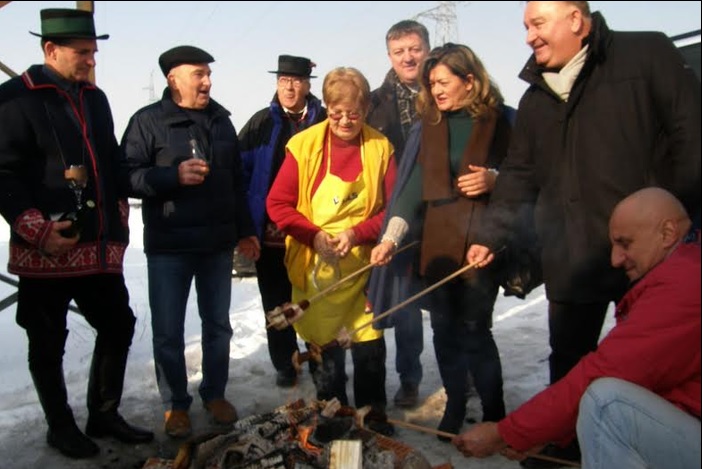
[31,360,99,458]
[312,345,349,405]
[351,338,388,409]
[85,350,154,444]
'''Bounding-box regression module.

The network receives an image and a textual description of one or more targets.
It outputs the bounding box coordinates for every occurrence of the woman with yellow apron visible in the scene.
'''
[267,67,396,435]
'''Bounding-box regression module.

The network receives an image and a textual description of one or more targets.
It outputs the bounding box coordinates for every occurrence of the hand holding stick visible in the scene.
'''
[343,246,506,341]
[266,241,419,330]
[386,419,580,467]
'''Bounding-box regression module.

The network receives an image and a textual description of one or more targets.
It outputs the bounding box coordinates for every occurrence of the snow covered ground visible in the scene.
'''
[0,208,615,468]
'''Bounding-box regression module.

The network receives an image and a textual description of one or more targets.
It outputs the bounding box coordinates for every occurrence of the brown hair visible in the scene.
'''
[416,43,504,124]
[322,67,371,111]
[385,20,431,51]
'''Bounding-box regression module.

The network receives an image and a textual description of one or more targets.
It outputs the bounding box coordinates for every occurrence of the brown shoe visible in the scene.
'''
[393,383,419,408]
[204,398,238,425]
[164,410,191,438]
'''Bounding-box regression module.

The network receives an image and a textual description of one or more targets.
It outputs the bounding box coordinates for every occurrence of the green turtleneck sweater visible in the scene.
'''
[391,110,474,222]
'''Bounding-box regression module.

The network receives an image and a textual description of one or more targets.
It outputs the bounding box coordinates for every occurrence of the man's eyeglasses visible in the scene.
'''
[328,111,362,122]
[277,76,305,88]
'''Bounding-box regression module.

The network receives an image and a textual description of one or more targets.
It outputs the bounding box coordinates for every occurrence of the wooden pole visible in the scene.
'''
[266,241,419,330]
[348,247,506,339]
[76,1,96,84]
[0,1,16,77]
[0,59,18,78]
[76,1,94,13]
[387,419,581,467]
[307,240,419,305]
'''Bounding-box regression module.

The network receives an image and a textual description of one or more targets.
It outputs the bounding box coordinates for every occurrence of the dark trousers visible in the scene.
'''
[17,274,136,429]
[255,246,299,372]
[548,301,609,383]
[311,338,388,410]
[429,276,505,422]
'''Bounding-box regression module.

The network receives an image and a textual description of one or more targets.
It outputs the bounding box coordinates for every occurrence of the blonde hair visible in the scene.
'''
[416,43,503,124]
[322,67,371,110]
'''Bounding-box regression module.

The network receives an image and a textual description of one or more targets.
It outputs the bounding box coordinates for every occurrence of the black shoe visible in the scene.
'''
[86,411,154,444]
[47,425,99,459]
[276,368,298,388]
[366,419,395,436]
[519,442,581,468]
[393,384,419,408]
[363,407,395,437]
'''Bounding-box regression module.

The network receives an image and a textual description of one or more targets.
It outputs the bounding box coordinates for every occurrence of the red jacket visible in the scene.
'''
[499,243,701,451]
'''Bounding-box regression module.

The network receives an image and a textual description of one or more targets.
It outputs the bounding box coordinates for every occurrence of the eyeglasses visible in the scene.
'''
[328,110,362,122]
[277,76,306,88]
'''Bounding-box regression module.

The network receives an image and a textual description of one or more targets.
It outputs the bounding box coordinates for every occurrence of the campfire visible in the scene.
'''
[143,399,440,469]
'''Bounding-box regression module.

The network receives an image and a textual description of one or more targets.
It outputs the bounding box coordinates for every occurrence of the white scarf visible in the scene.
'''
[542,45,589,102]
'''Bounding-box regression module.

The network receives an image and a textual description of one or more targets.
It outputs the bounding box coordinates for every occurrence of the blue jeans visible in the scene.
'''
[428,276,504,423]
[578,378,701,469]
[393,304,424,388]
[147,251,234,411]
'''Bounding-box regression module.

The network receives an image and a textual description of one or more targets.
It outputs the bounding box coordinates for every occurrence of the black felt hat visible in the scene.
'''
[29,8,109,40]
[158,45,215,77]
[268,55,316,78]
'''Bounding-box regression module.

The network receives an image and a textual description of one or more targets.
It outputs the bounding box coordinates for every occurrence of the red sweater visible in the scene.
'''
[498,243,702,451]
[266,132,396,247]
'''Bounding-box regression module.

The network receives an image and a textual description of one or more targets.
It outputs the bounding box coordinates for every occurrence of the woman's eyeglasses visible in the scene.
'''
[328,111,362,122]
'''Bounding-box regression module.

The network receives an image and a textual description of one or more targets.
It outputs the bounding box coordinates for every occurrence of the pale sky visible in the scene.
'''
[1,1,700,137]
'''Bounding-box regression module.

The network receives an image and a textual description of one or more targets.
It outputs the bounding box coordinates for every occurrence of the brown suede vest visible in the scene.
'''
[417,111,507,279]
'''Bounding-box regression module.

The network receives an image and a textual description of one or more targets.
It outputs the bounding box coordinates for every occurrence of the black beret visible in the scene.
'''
[158,45,215,77]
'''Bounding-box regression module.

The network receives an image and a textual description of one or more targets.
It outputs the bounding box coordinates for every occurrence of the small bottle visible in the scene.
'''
[189,138,209,175]
[189,139,205,160]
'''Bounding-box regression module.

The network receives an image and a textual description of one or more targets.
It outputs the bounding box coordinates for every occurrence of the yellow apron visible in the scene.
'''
[292,136,383,346]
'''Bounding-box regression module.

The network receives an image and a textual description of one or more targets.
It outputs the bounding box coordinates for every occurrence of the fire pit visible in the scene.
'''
[142,399,450,469]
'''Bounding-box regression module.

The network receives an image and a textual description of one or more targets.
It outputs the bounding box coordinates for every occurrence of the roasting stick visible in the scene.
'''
[307,240,419,305]
[386,419,581,468]
[346,246,506,339]
[266,241,419,329]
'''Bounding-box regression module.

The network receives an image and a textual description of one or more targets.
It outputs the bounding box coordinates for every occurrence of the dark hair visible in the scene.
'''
[385,20,431,50]
[41,37,73,48]
[416,43,503,124]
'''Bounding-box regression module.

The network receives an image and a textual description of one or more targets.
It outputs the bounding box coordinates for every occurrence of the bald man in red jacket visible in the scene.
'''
[454,187,700,469]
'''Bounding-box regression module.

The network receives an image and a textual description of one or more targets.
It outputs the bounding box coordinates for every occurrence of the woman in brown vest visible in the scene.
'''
[370,43,512,439]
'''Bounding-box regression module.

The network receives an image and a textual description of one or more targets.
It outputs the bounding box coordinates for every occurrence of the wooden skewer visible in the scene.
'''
[347,246,505,339]
[266,241,419,329]
[307,240,419,305]
[387,418,581,468]
[387,418,456,439]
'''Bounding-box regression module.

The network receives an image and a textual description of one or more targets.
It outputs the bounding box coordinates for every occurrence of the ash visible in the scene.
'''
[179,400,430,469]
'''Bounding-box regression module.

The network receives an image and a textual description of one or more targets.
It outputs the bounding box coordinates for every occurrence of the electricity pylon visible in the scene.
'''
[143,70,157,104]
[413,1,469,45]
